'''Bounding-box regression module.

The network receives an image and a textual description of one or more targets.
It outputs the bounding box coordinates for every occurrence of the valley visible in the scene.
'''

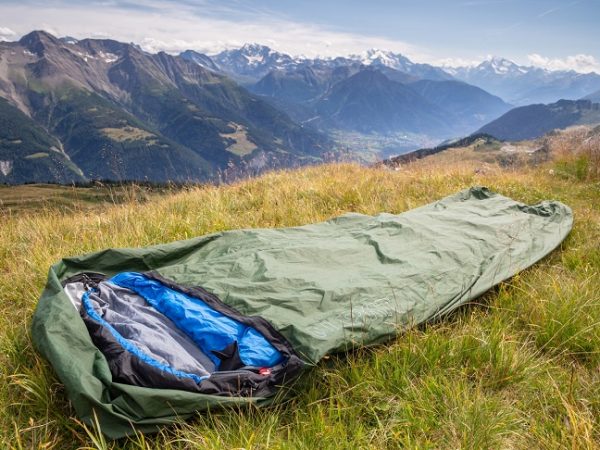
[2,31,599,185]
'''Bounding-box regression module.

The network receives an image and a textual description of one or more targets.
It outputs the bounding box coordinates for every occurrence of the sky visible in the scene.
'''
[0,0,599,72]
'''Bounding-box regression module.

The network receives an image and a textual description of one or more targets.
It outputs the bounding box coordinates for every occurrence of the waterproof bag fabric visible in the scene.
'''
[31,187,573,438]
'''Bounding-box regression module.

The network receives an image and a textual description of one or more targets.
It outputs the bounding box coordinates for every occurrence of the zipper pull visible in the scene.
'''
[82,274,98,291]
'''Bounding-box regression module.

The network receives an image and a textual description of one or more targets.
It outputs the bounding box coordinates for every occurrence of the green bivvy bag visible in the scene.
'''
[31,187,573,438]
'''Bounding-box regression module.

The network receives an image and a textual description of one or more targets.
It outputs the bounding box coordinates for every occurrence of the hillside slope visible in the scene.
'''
[0,31,330,184]
[1,139,599,447]
[0,97,86,184]
[584,89,600,102]
[478,99,600,140]
[409,80,511,131]
[315,68,455,136]
[251,66,509,138]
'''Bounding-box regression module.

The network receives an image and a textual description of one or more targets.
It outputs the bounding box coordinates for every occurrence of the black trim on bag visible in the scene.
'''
[61,272,107,288]
[71,271,305,397]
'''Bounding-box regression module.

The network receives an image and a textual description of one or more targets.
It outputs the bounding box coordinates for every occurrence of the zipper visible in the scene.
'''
[81,273,99,291]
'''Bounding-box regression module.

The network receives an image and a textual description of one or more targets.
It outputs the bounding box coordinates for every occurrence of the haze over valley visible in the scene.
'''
[1,0,599,184]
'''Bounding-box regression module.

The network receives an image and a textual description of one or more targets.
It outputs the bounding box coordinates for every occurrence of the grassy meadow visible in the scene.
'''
[0,183,183,215]
[1,129,599,448]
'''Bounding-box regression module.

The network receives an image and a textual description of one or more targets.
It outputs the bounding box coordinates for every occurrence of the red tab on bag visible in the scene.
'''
[258,367,272,376]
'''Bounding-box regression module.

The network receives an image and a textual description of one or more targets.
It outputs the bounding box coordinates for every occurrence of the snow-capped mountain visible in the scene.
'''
[354,49,413,70]
[211,43,300,81]
[476,57,528,75]
[181,44,600,105]
[449,56,600,105]
[59,36,79,45]
[447,57,541,80]
[349,49,453,81]
[199,45,455,83]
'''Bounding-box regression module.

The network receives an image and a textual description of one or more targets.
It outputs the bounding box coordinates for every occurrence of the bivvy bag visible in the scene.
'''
[31,187,573,439]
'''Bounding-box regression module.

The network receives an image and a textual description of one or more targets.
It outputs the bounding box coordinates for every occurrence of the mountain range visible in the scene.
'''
[233,50,512,140]
[181,44,600,141]
[0,31,328,184]
[195,45,600,106]
[1,31,600,184]
[447,57,600,105]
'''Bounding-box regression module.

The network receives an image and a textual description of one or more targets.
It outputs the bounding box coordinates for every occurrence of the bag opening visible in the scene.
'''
[63,271,304,396]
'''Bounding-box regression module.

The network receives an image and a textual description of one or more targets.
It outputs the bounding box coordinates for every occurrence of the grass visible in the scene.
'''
[101,127,158,144]
[0,183,179,214]
[0,132,599,448]
[220,123,258,156]
[551,126,600,181]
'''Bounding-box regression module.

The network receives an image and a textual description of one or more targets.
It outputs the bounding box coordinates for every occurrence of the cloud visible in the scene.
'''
[0,1,425,60]
[0,27,16,41]
[436,57,482,68]
[1,0,597,70]
[136,24,421,59]
[537,0,581,19]
[528,53,600,73]
[536,6,562,18]
[40,24,59,36]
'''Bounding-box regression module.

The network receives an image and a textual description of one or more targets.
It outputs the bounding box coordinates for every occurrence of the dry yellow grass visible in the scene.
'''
[220,123,259,156]
[0,184,172,214]
[0,141,599,448]
[101,126,157,143]
[550,126,600,181]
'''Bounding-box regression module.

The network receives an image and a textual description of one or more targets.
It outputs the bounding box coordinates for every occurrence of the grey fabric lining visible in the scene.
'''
[64,282,84,310]
[67,281,216,377]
